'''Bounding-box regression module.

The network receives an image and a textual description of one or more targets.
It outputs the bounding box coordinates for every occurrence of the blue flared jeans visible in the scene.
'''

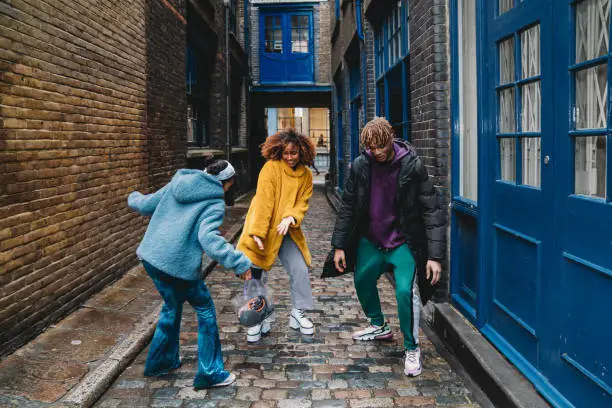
[142,261,229,388]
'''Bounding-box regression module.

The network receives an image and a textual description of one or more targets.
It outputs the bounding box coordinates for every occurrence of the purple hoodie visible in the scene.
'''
[366,141,410,249]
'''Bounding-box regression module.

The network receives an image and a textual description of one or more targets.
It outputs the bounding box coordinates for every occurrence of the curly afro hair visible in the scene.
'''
[260,128,316,166]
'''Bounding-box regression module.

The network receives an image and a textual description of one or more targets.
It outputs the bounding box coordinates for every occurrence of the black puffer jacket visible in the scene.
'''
[331,139,446,304]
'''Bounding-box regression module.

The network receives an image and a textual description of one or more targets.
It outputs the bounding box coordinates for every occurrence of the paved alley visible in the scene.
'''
[94,189,483,408]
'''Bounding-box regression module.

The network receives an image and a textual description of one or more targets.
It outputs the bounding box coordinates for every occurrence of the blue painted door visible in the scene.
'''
[260,11,314,84]
[550,1,612,405]
[484,1,612,406]
[485,0,557,396]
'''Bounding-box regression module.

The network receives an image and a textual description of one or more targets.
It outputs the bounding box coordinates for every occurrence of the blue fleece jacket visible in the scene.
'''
[128,169,251,280]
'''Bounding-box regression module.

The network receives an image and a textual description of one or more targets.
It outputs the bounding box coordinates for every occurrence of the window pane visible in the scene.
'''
[575,136,606,198]
[499,88,516,132]
[576,64,607,129]
[187,104,197,143]
[499,37,515,84]
[299,15,308,27]
[265,16,273,28]
[458,0,478,201]
[521,137,541,187]
[576,0,610,63]
[521,81,541,132]
[500,138,517,182]
[499,0,513,15]
[521,25,540,78]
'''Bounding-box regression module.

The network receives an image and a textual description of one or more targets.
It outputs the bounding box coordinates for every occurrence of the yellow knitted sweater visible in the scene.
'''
[237,160,313,270]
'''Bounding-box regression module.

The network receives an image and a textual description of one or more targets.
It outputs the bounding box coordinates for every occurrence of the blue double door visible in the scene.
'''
[260,10,314,84]
[484,1,611,406]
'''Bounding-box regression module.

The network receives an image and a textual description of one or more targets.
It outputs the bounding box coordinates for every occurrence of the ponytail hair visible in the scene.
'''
[203,158,235,182]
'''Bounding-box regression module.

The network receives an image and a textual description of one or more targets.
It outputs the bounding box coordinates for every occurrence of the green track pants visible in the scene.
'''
[354,237,420,350]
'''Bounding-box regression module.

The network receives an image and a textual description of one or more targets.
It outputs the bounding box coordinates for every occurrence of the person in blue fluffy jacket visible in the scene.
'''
[128,158,252,389]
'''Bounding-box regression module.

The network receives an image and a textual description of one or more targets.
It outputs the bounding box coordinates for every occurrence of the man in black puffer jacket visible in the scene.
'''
[331,117,446,377]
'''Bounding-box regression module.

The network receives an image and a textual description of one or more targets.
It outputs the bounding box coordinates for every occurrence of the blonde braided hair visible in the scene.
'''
[360,117,395,148]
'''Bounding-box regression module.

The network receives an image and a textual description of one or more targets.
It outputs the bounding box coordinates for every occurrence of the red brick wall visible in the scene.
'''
[0,0,187,356]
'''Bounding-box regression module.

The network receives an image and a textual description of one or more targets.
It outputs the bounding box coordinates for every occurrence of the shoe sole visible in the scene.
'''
[404,367,422,377]
[289,316,314,335]
[352,332,394,341]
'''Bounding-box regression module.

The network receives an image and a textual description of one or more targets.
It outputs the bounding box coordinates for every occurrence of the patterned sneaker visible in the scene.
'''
[404,347,422,377]
[352,322,393,341]
[289,308,314,335]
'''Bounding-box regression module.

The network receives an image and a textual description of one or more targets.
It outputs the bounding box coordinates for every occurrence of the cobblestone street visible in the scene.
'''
[94,189,483,408]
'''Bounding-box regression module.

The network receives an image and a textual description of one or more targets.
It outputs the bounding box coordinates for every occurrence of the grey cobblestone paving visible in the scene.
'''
[94,189,482,408]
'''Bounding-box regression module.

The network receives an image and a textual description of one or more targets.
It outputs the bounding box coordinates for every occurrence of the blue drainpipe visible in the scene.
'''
[356,0,366,124]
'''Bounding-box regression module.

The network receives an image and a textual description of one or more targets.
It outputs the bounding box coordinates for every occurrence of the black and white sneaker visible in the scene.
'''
[352,322,393,341]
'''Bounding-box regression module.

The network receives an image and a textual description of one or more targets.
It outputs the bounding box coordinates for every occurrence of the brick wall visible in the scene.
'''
[0,0,187,356]
[408,0,450,300]
[331,1,357,76]
[315,3,332,85]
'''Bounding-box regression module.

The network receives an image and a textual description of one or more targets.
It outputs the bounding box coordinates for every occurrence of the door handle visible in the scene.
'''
[544,155,551,165]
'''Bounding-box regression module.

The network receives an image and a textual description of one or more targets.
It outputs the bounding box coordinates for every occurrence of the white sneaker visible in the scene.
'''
[210,372,236,388]
[404,347,422,377]
[289,308,314,335]
[246,316,272,343]
[352,322,393,341]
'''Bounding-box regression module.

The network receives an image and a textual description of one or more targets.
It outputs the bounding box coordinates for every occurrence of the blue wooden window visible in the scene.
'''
[375,0,410,140]
[260,9,314,84]
[569,0,610,201]
[496,24,542,188]
[264,15,283,53]
[290,15,309,53]
[449,0,481,325]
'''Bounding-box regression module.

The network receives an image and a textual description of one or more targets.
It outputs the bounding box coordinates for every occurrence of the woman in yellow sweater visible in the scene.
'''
[237,129,316,343]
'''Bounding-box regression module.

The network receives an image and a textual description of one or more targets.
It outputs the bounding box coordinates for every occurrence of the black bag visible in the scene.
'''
[321,248,356,278]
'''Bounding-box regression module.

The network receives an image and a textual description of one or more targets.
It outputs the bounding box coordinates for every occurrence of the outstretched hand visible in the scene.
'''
[276,217,295,236]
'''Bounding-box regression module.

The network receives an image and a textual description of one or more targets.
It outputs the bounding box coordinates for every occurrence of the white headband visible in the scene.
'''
[205,161,235,182]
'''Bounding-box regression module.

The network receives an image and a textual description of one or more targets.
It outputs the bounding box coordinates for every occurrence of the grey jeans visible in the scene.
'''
[255,236,314,310]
